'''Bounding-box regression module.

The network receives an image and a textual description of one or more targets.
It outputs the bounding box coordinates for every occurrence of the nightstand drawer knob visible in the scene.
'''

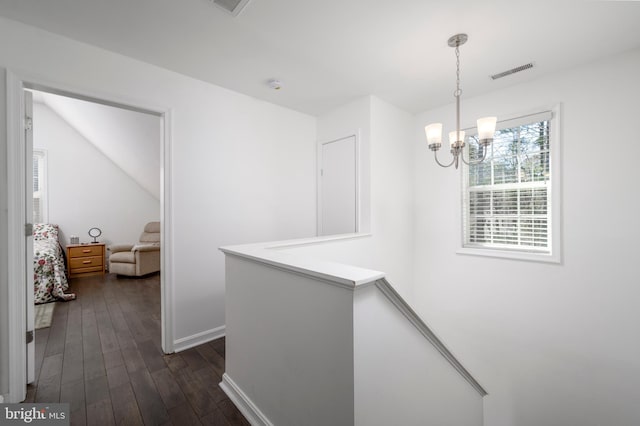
[82,260,92,264]
[82,249,91,253]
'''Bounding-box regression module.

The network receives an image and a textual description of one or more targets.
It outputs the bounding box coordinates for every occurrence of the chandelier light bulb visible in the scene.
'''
[449,130,465,146]
[425,123,443,145]
[477,117,497,140]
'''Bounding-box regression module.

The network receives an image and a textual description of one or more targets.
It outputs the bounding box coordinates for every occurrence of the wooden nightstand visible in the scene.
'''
[67,243,105,279]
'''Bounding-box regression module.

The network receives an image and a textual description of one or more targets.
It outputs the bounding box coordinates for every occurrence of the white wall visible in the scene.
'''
[369,97,415,295]
[225,255,355,425]
[413,48,640,426]
[0,15,317,395]
[40,91,162,200]
[354,284,483,426]
[33,101,160,249]
[314,96,415,298]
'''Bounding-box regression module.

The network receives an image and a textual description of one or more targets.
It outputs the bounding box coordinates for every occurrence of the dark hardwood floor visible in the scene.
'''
[26,273,248,426]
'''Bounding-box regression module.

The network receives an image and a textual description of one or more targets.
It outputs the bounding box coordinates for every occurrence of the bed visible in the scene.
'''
[33,223,76,304]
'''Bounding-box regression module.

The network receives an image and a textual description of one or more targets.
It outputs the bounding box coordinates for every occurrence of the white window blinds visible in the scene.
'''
[463,111,553,253]
[33,150,47,224]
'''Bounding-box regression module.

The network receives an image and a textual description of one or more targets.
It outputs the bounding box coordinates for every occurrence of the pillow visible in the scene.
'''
[33,223,59,241]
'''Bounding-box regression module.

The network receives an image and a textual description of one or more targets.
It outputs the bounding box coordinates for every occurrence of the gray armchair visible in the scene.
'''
[109,222,160,276]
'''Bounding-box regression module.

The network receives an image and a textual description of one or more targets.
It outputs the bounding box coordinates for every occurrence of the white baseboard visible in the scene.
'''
[219,373,273,426]
[172,325,225,352]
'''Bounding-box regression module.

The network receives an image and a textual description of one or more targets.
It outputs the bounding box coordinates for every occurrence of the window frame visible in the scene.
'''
[457,105,562,263]
[33,148,48,224]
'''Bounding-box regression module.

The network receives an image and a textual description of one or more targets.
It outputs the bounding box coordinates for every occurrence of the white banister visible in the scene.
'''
[221,235,486,426]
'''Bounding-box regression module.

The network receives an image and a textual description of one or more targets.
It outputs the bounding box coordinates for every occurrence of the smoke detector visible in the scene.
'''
[268,79,283,90]
[210,0,252,17]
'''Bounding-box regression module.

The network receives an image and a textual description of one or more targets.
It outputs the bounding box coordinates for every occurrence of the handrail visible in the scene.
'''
[220,233,383,289]
[374,278,487,396]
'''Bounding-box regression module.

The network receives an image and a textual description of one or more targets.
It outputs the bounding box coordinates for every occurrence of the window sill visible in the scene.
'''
[457,246,561,264]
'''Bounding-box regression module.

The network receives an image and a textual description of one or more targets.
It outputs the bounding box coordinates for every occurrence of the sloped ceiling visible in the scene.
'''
[1,1,639,115]
[33,91,161,200]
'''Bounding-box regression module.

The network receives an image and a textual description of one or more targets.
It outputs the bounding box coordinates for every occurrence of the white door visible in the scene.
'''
[25,90,35,384]
[320,136,357,235]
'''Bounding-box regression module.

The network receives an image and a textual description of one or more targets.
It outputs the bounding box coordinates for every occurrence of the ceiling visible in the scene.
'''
[1,0,639,115]
[32,90,161,200]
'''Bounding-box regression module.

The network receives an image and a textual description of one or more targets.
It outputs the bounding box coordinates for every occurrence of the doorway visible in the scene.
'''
[5,73,173,403]
[318,135,359,236]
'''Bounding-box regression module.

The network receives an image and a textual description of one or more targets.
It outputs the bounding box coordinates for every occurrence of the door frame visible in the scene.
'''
[5,70,175,403]
[317,132,360,236]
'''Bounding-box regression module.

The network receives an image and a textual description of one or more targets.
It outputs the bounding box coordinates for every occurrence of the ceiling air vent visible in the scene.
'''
[211,0,252,16]
[490,63,534,80]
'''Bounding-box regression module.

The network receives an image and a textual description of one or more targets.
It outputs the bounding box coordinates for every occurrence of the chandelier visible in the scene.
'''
[425,34,497,169]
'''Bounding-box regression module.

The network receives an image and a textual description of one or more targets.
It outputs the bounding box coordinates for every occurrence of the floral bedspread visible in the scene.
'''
[33,224,75,304]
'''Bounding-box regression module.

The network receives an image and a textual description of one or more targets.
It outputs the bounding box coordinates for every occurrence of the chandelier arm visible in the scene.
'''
[461,146,489,166]
[433,150,456,168]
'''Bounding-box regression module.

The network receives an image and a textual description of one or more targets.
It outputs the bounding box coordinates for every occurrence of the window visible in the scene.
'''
[461,109,560,262]
[33,149,48,223]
